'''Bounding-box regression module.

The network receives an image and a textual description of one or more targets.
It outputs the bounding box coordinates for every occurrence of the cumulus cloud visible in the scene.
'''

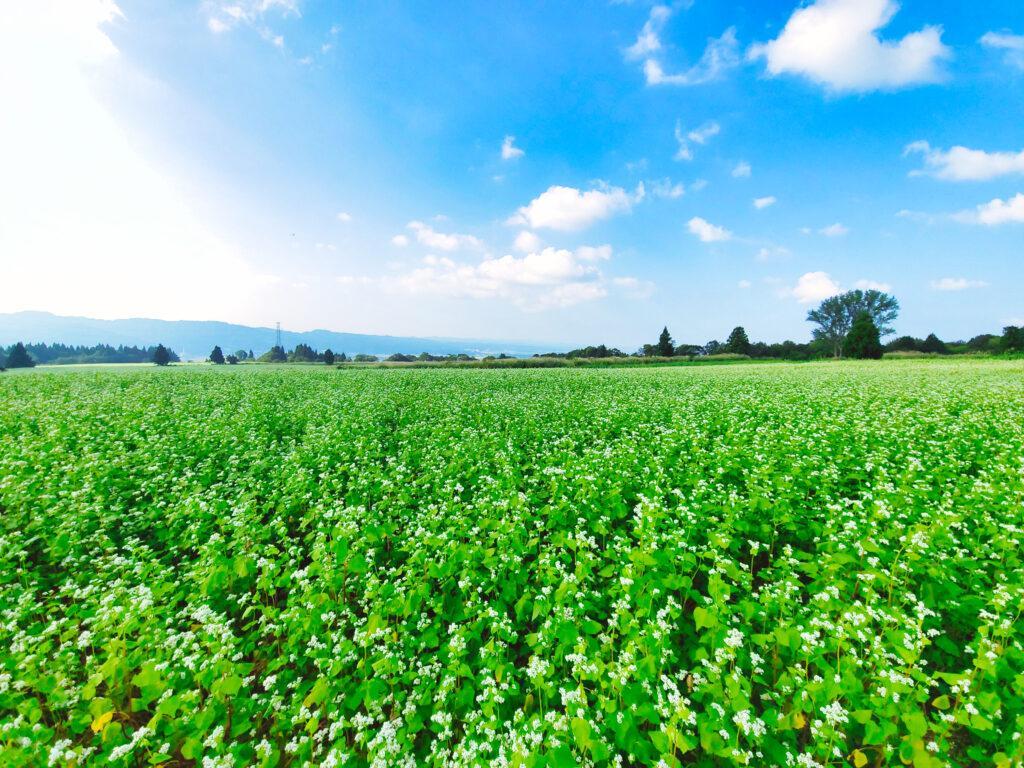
[687,216,732,242]
[508,183,641,231]
[753,196,777,209]
[732,161,751,178]
[390,234,410,247]
[749,0,950,93]
[791,271,841,304]
[904,141,1024,181]
[513,230,541,253]
[981,31,1024,70]
[954,193,1024,225]
[674,120,719,161]
[501,135,524,160]
[819,222,849,236]
[407,220,483,251]
[930,277,989,291]
[387,247,622,310]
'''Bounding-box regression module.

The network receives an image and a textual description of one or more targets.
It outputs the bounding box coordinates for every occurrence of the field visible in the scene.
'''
[1,361,1022,768]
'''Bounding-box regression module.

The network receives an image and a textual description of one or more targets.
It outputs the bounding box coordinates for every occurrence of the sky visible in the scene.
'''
[1,0,1022,349]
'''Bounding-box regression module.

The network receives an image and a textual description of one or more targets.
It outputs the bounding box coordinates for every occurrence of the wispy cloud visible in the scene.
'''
[687,216,731,243]
[930,277,989,291]
[501,135,524,160]
[625,6,739,86]
[674,120,719,161]
[980,30,1024,70]
[753,196,776,209]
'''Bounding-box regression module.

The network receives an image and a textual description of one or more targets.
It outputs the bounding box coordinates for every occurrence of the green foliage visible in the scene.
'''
[1002,326,1024,353]
[1,361,1023,767]
[920,333,948,355]
[724,326,751,355]
[208,346,225,364]
[807,290,900,357]
[152,344,171,366]
[657,327,674,357]
[843,312,883,359]
[4,342,35,368]
[323,349,335,365]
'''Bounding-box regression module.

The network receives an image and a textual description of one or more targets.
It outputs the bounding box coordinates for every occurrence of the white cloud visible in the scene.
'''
[643,29,740,86]
[819,222,849,236]
[613,276,655,299]
[575,244,612,261]
[904,141,1024,181]
[390,234,410,247]
[625,6,739,86]
[954,193,1024,225]
[501,135,524,160]
[650,178,684,198]
[205,0,299,44]
[674,120,719,161]
[855,279,892,291]
[387,246,619,310]
[687,216,732,243]
[738,279,752,289]
[732,161,751,178]
[792,271,841,304]
[930,277,989,291]
[336,211,352,222]
[407,220,482,251]
[753,196,776,209]
[756,246,790,261]
[749,0,950,93]
[513,230,542,253]
[509,183,640,231]
[624,5,670,60]
[981,31,1024,70]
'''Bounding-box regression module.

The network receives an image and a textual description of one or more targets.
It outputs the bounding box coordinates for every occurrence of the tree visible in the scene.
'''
[886,336,920,352]
[657,327,674,356]
[234,349,248,361]
[259,345,287,362]
[843,312,883,359]
[1002,326,1024,353]
[152,344,171,366]
[920,333,948,354]
[724,326,751,355]
[702,340,722,356]
[323,349,335,365]
[338,352,348,363]
[807,289,899,357]
[226,354,239,364]
[209,346,225,364]
[248,349,255,360]
[290,343,318,362]
[5,342,35,369]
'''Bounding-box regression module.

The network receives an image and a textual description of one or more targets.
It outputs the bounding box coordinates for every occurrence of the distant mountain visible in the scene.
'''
[0,311,562,360]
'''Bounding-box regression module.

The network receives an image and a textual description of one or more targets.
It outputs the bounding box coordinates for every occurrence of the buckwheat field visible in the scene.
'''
[2,361,1022,768]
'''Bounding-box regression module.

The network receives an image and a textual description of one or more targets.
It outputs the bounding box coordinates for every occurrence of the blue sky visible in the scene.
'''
[1,0,1022,348]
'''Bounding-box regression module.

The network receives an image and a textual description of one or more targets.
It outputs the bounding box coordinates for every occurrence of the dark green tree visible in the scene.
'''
[209,346,225,364]
[248,349,255,360]
[234,349,248,361]
[338,352,348,362]
[724,326,751,355]
[152,344,171,366]
[1002,326,1024,352]
[323,349,335,365]
[657,327,674,357]
[807,289,899,357]
[886,336,920,352]
[920,333,948,354]
[226,354,239,364]
[5,342,35,369]
[843,312,883,359]
[259,345,287,362]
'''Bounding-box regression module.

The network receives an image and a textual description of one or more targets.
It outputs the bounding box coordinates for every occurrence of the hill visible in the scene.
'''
[0,312,559,360]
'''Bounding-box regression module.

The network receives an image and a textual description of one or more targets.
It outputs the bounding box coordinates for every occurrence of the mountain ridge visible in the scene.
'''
[0,311,562,360]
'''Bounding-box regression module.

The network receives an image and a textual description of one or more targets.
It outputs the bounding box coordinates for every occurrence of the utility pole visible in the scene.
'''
[276,322,282,351]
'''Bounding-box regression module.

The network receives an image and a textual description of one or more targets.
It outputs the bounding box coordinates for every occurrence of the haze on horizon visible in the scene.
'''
[1,0,1022,349]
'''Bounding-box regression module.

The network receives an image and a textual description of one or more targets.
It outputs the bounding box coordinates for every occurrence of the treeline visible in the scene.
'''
[0,341,181,368]
[886,328,1024,355]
